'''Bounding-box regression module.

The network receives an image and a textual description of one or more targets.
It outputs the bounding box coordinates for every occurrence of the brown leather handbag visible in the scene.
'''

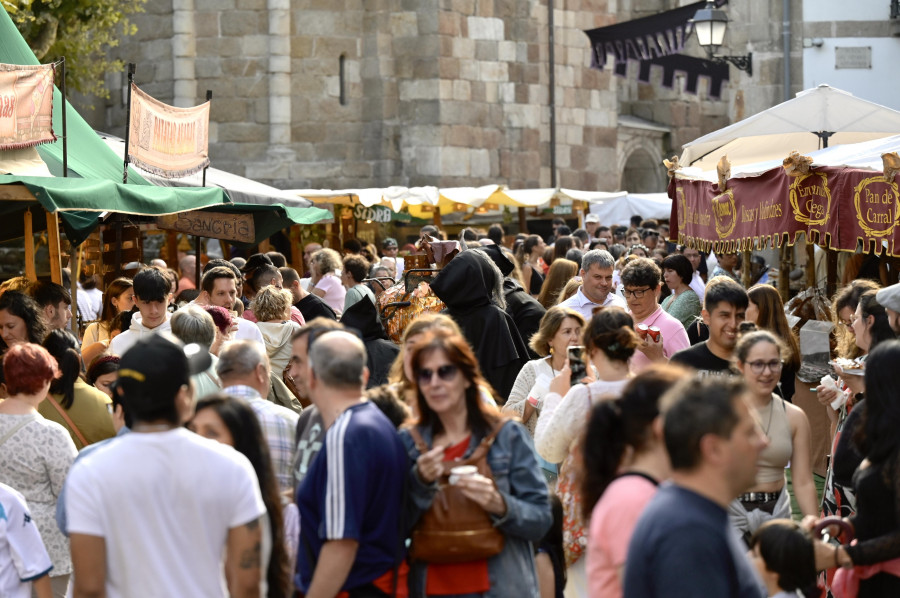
[407,421,506,563]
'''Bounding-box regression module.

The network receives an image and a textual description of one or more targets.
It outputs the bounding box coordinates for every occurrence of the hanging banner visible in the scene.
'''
[128,83,210,178]
[670,166,900,256]
[0,62,56,150]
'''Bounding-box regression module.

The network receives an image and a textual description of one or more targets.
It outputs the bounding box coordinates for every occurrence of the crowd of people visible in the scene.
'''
[2,215,900,598]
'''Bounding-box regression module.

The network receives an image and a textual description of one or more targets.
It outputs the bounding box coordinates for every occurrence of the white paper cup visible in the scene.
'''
[449,465,477,485]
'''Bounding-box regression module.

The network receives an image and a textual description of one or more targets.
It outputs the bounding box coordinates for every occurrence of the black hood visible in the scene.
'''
[339,296,389,341]
[430,250,496,310]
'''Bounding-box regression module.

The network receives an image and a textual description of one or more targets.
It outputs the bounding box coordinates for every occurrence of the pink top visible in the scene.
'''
[587,474,658,598]
[313,274,346,315]
[629,306,690,373]
[242,305,306,326]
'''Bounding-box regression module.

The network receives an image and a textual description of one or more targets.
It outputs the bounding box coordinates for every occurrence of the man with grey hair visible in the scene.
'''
[295,331,408,597]
[171,305,221,399]
[558,248,626,320]
[217,340,299,493]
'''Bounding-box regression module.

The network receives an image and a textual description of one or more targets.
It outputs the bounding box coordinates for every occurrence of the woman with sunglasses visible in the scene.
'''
[730,327,817,545]
[400,330,551,598]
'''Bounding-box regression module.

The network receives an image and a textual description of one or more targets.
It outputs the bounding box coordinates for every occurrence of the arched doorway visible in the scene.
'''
[621,148,665,192]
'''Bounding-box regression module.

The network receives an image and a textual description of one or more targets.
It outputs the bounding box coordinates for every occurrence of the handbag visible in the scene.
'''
[407,421,507,563]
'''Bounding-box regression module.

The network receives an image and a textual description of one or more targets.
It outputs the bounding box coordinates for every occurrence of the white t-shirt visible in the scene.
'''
[65,428,265,598]
[0,483,52,598]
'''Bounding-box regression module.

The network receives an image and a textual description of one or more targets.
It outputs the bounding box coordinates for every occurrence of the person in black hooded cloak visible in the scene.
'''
[429,249,529,402]
[474,245,547,360]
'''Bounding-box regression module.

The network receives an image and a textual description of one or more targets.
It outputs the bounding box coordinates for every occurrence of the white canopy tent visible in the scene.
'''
[680,84,900,171]
[588,193,671,226]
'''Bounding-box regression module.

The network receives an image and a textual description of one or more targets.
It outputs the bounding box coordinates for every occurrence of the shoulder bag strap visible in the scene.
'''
[407,426,430,453]
[466,419,508,462]
[0,415,36,448]
[45,395,89,447]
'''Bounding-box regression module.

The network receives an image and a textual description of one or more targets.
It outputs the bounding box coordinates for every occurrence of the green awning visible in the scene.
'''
[1,176,228,244]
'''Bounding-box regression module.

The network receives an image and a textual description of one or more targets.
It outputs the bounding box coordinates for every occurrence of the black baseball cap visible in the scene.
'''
[382,237,398,248]
[115,334,212,404]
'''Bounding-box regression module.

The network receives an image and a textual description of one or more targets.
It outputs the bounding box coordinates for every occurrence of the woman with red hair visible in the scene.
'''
[0,343,78,596]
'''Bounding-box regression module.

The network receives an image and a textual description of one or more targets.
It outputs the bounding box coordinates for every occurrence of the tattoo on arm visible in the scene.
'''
[239,542,261,569]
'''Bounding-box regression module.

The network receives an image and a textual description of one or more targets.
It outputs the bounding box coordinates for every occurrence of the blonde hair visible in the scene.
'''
[251,285,293,322]
[558,278,582,303]
[537,258,578,309]
[387,313,462,387]
[529,306,585,356]
[311,248,342,276]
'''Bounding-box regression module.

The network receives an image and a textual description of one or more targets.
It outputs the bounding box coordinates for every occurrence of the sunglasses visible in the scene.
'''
[417,364,459,385]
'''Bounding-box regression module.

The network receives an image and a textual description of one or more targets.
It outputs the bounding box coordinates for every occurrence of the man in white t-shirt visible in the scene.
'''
[558,249,626,321]
[66,334,265,598]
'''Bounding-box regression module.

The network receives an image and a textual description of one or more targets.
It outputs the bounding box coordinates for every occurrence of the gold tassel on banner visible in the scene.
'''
[882,152,900,182]
[663,156,681,176]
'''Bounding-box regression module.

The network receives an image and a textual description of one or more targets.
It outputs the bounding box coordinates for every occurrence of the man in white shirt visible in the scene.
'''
[558,249,626,320]
[110,268,172,356]
[195,267,265,345]
[67,334,265,598]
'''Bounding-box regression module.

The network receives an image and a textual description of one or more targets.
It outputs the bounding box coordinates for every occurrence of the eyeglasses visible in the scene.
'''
[622,287,652,299]
[417,364,459,385]
[746,360,784,374]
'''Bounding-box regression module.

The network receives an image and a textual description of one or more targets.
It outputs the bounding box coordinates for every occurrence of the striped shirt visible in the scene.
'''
[221,385,299,494]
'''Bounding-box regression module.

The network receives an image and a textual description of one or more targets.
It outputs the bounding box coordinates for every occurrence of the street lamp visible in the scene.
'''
[690,1,753,76]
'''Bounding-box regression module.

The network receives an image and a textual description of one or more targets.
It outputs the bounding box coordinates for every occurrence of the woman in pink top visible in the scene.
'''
[582,364,686,598]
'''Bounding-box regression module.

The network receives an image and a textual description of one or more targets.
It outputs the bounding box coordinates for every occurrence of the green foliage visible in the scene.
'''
[4,0,146,99]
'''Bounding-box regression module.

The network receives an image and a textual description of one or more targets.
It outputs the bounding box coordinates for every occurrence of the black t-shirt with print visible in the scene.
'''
[670,341,733,377]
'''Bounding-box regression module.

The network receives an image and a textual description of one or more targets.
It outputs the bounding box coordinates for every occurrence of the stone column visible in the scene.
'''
[172,0,197,106]
[268,0,292,150]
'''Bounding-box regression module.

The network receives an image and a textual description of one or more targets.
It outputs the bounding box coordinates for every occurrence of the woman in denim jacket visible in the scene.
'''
[399,329,552,598]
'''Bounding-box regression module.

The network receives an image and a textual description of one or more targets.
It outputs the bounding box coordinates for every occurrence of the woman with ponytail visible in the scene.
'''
[39,329,115,449]
[582,365,684,598]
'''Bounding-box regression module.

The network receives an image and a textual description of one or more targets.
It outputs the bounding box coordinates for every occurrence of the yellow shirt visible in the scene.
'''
[38,379,115,450]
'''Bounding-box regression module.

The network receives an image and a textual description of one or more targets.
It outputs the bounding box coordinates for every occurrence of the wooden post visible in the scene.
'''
[805,241,816,291]
[71,245,82,336]
[434,207,442,229]
[24,208,36,281]
[826,248,838,299]
[46,210,63,285]
[518,207,528,234]
[166,232,178,266]
[778,241,790,302]
[290,225,302,271]
[741,247,752,288]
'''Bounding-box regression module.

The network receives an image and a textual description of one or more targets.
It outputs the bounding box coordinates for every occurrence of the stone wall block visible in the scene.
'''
[467,16,504,40]
[221,11,262,36]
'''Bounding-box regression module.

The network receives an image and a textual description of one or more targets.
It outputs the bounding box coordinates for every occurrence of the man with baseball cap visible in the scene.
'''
[584,213,600,239]
[381,237,404,277]
[66,334,266,598]
[877,282,900,335]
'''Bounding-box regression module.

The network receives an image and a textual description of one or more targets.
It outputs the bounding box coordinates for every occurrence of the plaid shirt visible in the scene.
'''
[222,385,299,494]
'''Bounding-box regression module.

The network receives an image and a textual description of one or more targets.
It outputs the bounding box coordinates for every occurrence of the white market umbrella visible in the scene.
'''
[680,84,900,171]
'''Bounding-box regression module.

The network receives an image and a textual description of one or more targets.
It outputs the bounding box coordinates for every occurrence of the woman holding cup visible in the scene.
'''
[399,330,551,598]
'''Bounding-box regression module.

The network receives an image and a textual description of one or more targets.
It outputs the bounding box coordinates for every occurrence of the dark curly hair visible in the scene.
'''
[620,257,662,290]
[583,306,640,363]
[0,290,48,350]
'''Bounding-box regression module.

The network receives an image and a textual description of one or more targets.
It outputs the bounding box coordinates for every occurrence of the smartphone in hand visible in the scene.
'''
[568,346,586,386]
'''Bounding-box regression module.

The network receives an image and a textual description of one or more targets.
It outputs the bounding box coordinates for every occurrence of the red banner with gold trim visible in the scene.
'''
[669,167,900,256]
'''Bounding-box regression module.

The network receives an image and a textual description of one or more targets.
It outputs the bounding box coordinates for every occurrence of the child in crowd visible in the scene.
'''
[749,520,818,598]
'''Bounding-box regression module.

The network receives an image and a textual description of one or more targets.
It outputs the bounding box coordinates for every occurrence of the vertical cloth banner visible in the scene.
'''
[0,62,56,149]
[127,83,210,178]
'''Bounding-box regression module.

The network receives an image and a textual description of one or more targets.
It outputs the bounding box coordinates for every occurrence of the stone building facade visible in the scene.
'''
[74,0,897,195]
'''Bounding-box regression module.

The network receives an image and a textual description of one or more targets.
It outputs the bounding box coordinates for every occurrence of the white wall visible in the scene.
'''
[802,0,891,22]
[803,38,900,111]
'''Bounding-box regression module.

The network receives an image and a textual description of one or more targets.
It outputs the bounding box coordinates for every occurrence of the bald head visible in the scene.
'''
[308,330,367,390]
[216,340,270,394]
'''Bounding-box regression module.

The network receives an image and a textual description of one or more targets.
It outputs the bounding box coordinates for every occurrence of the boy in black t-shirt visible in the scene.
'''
[671,276,748,376]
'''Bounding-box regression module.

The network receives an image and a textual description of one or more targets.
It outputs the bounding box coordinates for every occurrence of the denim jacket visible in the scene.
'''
[399,419,552,598]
